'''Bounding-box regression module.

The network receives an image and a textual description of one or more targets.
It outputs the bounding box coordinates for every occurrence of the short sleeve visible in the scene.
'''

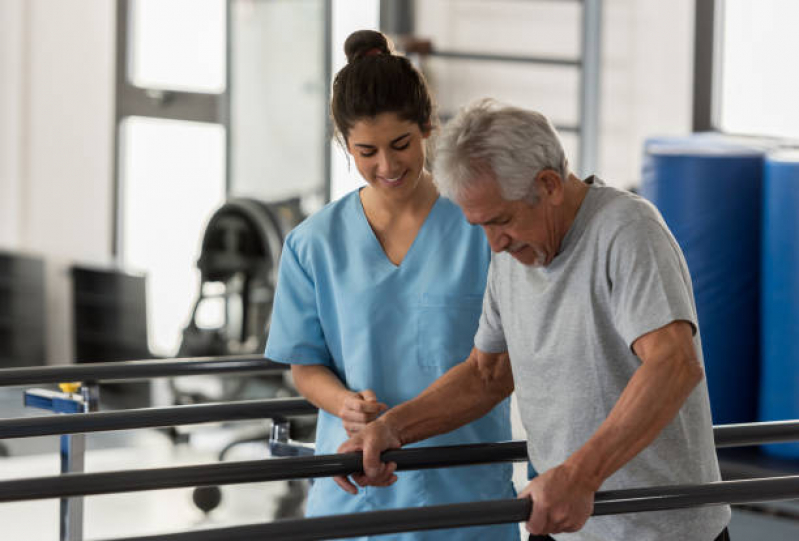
[474,258,508,353]
[609,218,698,349]
[264,235,332,366]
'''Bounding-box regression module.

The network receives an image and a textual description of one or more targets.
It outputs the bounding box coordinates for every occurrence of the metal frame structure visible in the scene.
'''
[0,397,315,439]
[112,0,231,259]
[96,475,799,541]
[692,0,718,132]
[0,354,286,386]
[3,421,799,502]
[112,0,335,260]
[403,0,602,176]
[1,348,798,540]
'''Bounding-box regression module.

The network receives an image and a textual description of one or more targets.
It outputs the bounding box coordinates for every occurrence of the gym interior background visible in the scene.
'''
[1,0,798,539]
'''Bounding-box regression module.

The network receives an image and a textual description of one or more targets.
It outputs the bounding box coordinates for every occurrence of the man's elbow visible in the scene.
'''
[679,354,705,391]
[471,354,514,400]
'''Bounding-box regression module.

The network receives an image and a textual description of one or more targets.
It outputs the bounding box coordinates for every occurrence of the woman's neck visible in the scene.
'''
[361,170,438,224]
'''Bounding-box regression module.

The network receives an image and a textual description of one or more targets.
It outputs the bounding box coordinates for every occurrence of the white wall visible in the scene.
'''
[0,1,24,249]
[0,0,116,364]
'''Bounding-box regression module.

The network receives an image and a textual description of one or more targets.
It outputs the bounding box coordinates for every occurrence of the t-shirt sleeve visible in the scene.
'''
[609,217,698,349]
[474,258,508,353]
[264,236,332,366]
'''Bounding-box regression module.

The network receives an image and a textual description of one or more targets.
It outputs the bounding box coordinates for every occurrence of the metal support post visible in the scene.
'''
[24,382,100,541]
[578,0,602,177]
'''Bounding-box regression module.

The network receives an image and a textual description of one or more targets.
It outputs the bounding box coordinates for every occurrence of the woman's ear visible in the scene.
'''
[420,122,433,139]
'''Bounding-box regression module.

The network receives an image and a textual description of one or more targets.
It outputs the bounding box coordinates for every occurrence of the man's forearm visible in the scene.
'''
[381,352,513,446]
[565,352,703,491]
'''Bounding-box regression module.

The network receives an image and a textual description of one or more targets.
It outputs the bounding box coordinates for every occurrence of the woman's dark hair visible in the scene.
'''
[331,30,434,144]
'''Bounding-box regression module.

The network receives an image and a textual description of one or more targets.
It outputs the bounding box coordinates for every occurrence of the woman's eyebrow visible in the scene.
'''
[353,132,411,149]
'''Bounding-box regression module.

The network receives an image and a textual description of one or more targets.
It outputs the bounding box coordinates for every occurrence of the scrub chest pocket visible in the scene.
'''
[415,293,484,370]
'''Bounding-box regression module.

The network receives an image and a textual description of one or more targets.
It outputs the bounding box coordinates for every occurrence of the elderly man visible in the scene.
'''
[335,99,731,540]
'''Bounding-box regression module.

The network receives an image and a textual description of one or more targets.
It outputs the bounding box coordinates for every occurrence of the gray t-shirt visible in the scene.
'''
[475,179,731,540]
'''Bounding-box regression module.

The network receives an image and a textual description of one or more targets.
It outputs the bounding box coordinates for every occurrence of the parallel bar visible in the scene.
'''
[0,398,317,439]
[0,355,286,387]
[99,476,799,541]
[4,401,799,450]
[0,442,529,502]
[428,49,581,67]
[7,418,799,502]
[713,419,799,448]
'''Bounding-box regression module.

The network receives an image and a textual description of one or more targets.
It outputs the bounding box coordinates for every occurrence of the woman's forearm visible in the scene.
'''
[291,364,352,416]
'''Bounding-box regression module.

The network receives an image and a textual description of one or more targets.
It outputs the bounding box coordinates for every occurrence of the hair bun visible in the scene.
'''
[344,30,394,63]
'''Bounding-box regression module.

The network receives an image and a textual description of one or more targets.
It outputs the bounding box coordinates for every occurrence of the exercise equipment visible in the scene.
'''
[2,358,799,540]
[760,150,799,459]
[641,136,765,424]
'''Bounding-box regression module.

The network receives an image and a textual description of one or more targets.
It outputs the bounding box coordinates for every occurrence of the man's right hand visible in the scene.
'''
[339,389,388,437]
[334,419,401,494]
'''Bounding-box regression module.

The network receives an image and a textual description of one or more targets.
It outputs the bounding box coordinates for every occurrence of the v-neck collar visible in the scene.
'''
[353,189,442,270]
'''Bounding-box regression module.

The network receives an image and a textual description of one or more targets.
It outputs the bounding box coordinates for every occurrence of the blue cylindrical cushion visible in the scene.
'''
[641,138,764,425]
[760,151,799,458]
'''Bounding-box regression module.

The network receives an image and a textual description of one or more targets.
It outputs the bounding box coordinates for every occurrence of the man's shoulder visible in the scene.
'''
[592,184,662,228]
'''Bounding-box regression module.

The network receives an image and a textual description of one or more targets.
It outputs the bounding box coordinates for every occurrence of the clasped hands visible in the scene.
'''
[334,419,595,536]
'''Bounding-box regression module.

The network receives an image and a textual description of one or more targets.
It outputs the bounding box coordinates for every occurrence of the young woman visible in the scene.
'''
[266,30,518,540]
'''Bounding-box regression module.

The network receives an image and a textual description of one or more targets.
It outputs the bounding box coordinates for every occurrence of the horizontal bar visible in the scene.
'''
[6,414,799,501]
[429,49,581,67]
[0,398,317,439]
[0,442,529,502]
[713,419,799,448]
[0,355,287,387]
[4,396,798,452]
[99,475,799,541]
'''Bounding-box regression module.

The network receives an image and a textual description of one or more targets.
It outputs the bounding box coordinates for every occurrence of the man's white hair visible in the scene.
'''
[433,98,569,204]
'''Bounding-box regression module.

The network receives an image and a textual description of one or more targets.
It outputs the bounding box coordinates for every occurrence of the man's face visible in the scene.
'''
[459,171,564,267]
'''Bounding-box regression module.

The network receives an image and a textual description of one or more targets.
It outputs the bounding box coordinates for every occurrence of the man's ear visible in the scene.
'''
[536,169,565,204]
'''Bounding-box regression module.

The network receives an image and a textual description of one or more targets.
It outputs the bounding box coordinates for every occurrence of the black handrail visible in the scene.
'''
[0,398,317,439]
[97,475,799,541]
[0,355,287,386]
[713,419,799,448]
[4,416,799,502]
[2,398,798,452]
[0,443,528,502]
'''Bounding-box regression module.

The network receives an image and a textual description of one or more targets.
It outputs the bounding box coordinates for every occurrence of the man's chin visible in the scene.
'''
[511,247,547,267]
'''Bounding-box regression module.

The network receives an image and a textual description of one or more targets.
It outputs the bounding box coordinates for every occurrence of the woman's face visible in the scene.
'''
[346,112,430,199]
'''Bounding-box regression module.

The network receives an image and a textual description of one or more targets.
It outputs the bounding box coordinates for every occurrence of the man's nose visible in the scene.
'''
[484,226,510,253]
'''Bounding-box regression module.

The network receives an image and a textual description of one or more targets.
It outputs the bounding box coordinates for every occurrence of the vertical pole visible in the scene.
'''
[59,384,99,541]
[578,0,602,177]
[322,0,333,203]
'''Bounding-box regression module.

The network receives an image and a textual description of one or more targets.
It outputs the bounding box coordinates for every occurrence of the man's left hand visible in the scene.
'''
[518,463,595,536]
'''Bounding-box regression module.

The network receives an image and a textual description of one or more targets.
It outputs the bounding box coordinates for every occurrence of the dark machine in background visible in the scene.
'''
[178,197,301,361]
[71,265,153,409]
[176,197,313,519]
[71,266,150,364]
[0,252,46,457]
[173,197,305,405]
[0,252,46,369]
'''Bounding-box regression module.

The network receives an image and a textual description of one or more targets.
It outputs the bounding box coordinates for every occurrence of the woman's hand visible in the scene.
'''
[339,390,388,437]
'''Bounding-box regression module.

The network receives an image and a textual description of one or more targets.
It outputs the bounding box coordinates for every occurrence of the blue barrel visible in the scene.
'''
[640,137,764,425]
[760,151,799,458]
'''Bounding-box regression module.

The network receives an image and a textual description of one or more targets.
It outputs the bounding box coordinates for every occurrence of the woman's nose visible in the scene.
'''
[376,151,398,177]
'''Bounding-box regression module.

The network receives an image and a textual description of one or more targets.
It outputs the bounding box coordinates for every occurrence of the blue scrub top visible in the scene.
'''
[266,190,518,540]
